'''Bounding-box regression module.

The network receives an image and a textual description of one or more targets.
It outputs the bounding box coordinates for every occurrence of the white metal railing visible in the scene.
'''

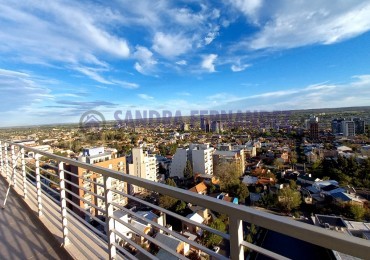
[0,140,369,260]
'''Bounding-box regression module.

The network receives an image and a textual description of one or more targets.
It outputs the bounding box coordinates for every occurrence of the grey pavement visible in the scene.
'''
[0,177,73,260]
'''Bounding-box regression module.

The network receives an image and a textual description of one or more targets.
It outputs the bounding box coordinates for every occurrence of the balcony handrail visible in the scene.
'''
[2,141,370,259]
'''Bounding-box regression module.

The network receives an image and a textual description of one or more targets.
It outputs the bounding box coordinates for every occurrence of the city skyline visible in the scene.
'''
[1,1,370,126]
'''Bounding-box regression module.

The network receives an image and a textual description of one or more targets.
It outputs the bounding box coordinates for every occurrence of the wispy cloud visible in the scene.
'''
[176,60,187,66]
[134,46,158,75]
[111,80,139,89]
[231,1,370,50]
[152,32,191,58]
[138,93,154,100]
[231,63,250,72]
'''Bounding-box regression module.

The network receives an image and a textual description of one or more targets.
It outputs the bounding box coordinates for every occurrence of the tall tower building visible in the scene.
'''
[309,115,319,140]
[331,118,345,134]
[170,144,214,178]
[342,120,355,137]
[128,147,158,193]
[352,117,365,135]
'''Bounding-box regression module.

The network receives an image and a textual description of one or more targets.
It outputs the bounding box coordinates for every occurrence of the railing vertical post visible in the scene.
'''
[4,143,9,180]
[11,145,16,188]
[0,141,3,177]
[21,147,27,199]
[229,216,244,260]
[35,154,43,217]
[59,161,69,246]
[104,175,116,259]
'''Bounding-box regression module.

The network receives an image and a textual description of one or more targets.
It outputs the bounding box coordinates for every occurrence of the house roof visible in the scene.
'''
[189,182,207,193]
[186,212,204,223]
[155,233,182,250]
[321,184,339,191]
[316,215,347,228]
[337,146,352,152]
[242,175,258,185]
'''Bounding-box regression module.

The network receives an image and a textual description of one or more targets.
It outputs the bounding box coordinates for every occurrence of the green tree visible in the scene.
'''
[290,151,298,166]
[71,140,81,153]
[214,162,241,192]
[232,183,249,203]
[202,218,226,247]
[273,159,284,170]
[175,200,187,213]
[348,204,365,221]
[159,179,178,209]
[277,188,301,212]
[183,160,193,179]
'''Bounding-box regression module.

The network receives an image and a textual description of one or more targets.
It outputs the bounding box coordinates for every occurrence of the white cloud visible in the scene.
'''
[215,74,370,111]
[204,29,219,45]
[133,46,157,75]
[231,63,250,72]
[0,1,130,79]
[152,32,191,58]
[176,60,187,66]
[229,0,263,22]
[111,80,139,89]
[0,68,52,111]
[72,66,112,85]
[0,68,30,78]
[201,54,218,72]
[232,1,370,50]
[138,94,154,100]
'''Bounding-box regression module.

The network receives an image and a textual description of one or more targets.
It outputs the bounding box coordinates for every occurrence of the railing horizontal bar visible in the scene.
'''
[112,228,160,260]
[67,229,105,259]
[66,207,107,241]
[111,202,227,259]
[67,235,93,259]
[63,178,105,200]
[64,196,106,216]
[42,188,60,204]
[241,240,290,260]
[39,173,60,187]
[114,190,230,240]
[65,198,106,227]
[114,243,138,260]
[112,218,187,260]
[67,215,108,253]
[39,168,59,179]
[41,162,59,170]
[63,168,105,188]
[39,180,59,195]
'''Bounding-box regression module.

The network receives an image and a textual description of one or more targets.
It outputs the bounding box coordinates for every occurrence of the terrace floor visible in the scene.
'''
[0,176,72,260]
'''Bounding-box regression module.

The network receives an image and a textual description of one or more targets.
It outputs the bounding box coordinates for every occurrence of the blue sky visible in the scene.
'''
[1,0,370,126]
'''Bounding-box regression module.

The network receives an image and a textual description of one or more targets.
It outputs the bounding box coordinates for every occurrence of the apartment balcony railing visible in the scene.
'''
[0,141,369,260]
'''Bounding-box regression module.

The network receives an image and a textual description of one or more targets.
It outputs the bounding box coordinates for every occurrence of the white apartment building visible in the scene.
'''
[189,144,214,176]
[169,148,190,178]
[170,144,214,178]
[129,147,158,193]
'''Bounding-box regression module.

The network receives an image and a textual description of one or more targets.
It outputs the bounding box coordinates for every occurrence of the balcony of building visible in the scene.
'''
[0,141,369,260]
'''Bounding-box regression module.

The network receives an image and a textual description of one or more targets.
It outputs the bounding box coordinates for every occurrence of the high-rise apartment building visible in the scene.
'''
[308,115,319,140]
[342,120,355,137]
[352,117,365,135]
[65,147,127,220]
[331,118,345,134]
[128,147,158,194]
[170,144,214,178]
